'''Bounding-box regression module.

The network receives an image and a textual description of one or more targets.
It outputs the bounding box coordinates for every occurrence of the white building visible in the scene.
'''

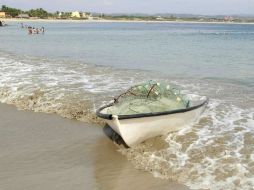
[0,12,6,18]
[81,12,93,19]
[71,11,81,18]
[17,14,30,19]
[58,12,62,18]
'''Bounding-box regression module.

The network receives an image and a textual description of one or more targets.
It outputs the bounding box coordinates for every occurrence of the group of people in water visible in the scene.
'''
[27,26,45,34]
[1,21,45,34]
[20,23,45,34]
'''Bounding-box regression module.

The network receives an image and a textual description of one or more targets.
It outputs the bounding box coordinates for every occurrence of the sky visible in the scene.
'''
[0,0,254,15]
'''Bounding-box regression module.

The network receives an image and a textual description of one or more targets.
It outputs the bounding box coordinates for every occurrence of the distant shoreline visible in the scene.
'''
[2,18,254,25]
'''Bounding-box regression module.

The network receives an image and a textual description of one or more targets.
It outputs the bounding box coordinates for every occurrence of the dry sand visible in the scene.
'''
[0,103,189,190]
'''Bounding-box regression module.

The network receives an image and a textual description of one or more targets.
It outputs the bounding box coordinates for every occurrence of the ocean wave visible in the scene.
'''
[120,99,254,190]
[1,52,254,190]
[0,53,155,124]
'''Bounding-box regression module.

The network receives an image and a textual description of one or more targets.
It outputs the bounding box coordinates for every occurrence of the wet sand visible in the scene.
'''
[0,103,189,190]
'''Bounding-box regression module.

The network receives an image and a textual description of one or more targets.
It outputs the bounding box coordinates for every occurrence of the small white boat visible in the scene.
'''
[96,81,208,147]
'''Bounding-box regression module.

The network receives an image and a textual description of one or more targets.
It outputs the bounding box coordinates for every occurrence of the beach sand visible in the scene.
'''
[0,103,189,190]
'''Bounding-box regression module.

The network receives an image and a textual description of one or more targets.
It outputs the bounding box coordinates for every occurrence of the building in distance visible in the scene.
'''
[0,12,6,18]
[17,14,29,19]
[71,11,81,18]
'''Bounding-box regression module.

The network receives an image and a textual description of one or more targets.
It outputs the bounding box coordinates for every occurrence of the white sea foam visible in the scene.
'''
[121,97,254,190]
[0,54,154,123]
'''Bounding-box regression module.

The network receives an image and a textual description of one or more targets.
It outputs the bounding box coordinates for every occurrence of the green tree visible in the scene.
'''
[61,12,71,19]
[28,8,49,18]
[1,5,22,17]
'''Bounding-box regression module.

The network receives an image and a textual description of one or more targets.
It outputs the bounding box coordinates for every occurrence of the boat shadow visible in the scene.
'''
[103,124,129,148]
[93,128,187,190]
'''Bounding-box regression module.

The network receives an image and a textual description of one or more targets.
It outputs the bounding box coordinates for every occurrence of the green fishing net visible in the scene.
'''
[107,81,190,115]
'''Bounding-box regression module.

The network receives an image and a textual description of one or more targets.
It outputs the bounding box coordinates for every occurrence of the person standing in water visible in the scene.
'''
[28,26,33,34]
[41,27,45,34]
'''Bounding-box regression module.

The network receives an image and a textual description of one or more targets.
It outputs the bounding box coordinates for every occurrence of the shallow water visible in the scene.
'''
[0,21,254,190]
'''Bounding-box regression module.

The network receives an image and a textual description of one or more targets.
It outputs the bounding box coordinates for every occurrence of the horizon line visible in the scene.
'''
[1,4,254,17]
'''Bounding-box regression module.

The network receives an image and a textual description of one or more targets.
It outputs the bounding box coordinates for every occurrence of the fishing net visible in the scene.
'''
[107,81,190,115]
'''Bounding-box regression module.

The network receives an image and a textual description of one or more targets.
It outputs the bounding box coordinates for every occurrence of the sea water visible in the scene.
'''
[0,21,254,190]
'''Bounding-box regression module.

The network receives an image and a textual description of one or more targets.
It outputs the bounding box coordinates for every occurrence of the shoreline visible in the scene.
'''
[2,18,254,25]
[0,103,190,190]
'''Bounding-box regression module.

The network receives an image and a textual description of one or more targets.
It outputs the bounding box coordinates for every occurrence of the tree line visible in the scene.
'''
[0,5,56,18]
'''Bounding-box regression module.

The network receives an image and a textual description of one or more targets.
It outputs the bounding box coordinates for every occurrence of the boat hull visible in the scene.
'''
[103,104,206,147]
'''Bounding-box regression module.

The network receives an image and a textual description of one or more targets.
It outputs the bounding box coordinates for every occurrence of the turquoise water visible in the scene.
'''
[0,21,254,190]
[1,22,254,84]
